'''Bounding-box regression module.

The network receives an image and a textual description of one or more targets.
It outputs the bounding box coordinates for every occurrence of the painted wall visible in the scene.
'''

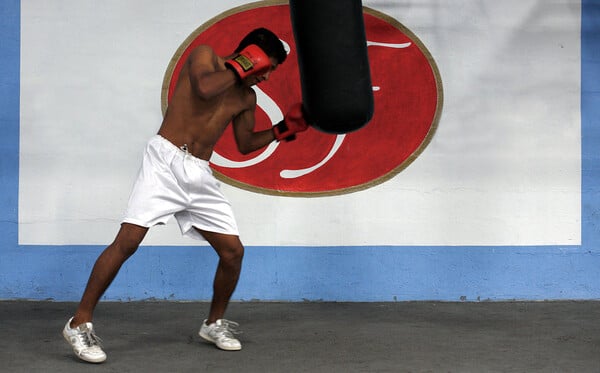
[1,0,599,301]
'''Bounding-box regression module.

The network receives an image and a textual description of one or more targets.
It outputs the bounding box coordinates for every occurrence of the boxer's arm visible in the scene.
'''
[188,45,238,100]
[232,94,276,155]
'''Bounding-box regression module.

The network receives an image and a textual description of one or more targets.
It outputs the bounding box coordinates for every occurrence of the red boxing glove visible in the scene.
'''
[225,44,271,80]
[273,103,310,142]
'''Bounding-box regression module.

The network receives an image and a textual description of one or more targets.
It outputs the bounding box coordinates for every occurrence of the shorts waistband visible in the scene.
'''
[153,135,210,168]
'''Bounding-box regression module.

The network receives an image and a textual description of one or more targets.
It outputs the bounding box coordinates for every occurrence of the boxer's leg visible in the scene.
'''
[71,223,148,326]
[197,228,244,351]
[197,229,244,323]
[64,223,148,363]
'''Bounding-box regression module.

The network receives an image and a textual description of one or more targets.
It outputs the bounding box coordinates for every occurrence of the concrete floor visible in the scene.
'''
[1,301,599,372]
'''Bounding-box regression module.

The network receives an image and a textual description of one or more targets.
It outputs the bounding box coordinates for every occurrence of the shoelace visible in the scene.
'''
[78,327,103,348]
[216,320,242,338]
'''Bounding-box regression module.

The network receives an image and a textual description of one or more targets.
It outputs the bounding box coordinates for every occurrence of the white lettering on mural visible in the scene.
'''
[210,39,412,178]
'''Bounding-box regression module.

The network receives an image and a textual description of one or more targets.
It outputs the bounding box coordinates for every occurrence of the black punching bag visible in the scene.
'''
[290,0,374,134]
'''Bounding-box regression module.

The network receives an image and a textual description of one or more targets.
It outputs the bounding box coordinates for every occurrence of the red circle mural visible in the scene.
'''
[162,2,442,196]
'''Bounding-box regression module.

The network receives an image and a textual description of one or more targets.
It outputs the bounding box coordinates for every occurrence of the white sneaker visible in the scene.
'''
[199,319,242,351]
[62,317,107,363]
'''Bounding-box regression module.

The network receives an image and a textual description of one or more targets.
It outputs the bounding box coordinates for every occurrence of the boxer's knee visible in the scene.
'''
[111,223,147,259]
[218,243,244,270]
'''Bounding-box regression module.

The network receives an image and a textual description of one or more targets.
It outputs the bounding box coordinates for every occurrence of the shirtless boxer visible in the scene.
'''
[62,28,309,363]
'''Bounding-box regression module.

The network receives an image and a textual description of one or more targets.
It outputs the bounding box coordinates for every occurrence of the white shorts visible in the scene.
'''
[122,135,239,239]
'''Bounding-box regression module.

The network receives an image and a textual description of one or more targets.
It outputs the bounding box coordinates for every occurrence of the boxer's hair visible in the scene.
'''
[235,28,287,65]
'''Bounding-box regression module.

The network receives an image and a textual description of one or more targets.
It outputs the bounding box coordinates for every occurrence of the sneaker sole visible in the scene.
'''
[199,331,242,351]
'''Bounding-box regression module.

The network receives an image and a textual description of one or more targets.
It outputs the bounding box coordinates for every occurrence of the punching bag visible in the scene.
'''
[290,0,374,134]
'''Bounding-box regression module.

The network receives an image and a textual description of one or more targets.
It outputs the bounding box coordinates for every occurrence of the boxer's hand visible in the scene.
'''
[225,45,271,80]
[274,103,310,142]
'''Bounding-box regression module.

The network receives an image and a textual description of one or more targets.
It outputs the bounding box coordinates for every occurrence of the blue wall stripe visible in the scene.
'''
[0,0,19,245]
[582,0,600,246]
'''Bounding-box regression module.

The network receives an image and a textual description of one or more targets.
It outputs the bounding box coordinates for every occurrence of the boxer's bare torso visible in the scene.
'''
[158,45,277,160]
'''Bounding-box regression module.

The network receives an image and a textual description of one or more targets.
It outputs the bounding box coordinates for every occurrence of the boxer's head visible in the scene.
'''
[235,28,287,65]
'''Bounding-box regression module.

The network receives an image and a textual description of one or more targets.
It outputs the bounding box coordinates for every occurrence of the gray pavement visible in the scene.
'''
[1,301,599,372]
